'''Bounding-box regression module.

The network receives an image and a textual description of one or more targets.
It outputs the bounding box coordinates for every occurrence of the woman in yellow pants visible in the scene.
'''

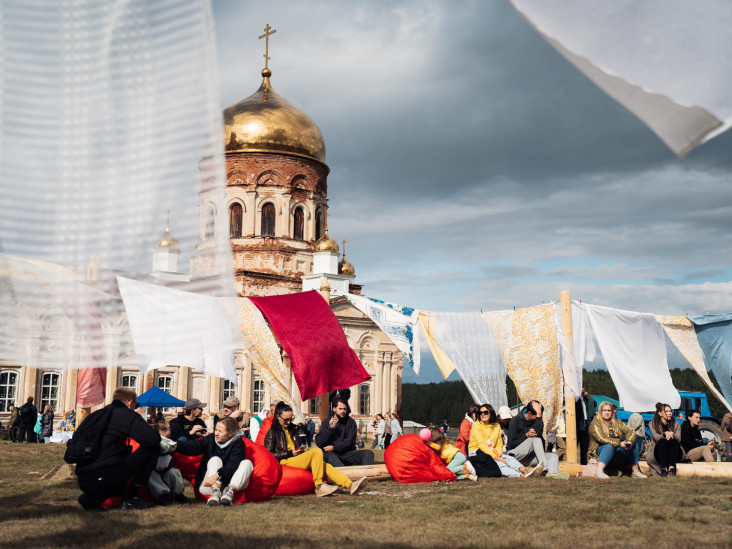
[264,403,366,497]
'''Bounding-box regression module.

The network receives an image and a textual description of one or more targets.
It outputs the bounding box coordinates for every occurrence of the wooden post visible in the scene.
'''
[561,290,579,464]
[318,279,331,422]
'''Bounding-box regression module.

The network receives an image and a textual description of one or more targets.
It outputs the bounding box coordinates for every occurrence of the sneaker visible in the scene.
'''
[78,494,106,512]
[157,493,172,506]
[595,470,610,480]
[464,460,477,477]
[349,477,368,495]
[631,470,647,479]
[220,486,235,506]
[468,473,478,482]
[670,467,677,477]
[316,484,339,497]
[524,462,544,479]
[120,497,154,510]
[660,469,668,477]
[207,488,222,506]
[173,493,191,504]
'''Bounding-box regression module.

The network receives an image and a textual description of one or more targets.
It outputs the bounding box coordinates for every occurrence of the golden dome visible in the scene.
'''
[223,70,326,164]
[155,216,180,252]
[314,234,339,253]
[338,259,355,276]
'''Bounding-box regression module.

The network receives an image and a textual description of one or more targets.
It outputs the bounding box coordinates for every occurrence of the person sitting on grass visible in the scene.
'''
[264,402,367,497]
[76,387,160,511]
[316,397,375,467]
[470,404,541,479]
[174,417,253,506]
[681,409,717,463]
[148,424,188,505]
[589,401,646,479]
[506,400,548,474]
[421,426,477,481]
[455,404,479,456]
[646,402,681,477]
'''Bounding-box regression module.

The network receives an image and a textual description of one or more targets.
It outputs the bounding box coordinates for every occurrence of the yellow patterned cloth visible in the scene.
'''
[418,311,456,380]
[659,315,732,414]
[238,299,305,422]
[505,304,562,432]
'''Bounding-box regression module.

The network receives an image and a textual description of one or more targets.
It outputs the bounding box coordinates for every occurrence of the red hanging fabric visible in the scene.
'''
[249,291,371,401]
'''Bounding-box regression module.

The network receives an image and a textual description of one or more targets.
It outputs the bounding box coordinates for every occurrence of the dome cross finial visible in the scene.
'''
[341,239,347,258]
[259,23,277,72]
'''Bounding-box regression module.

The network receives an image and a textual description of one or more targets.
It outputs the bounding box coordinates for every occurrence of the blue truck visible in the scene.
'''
[590,391,723,459]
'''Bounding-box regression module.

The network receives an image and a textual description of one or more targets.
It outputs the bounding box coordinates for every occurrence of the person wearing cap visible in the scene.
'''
[214,396,248,436]
[497,406,513,445]
[169,399,208,442]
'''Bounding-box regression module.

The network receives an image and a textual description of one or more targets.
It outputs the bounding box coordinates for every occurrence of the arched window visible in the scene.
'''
[121,373,138,393]
[261,203,275,237]
[229,203,243,238]
[41,372,60,412]
[315,210,324,240]
[157,374,174,412]
[203,204,216,239]
[222,379,236,403]
[293,207,304,240]
[253,377,266,413]
[0,370,18,412]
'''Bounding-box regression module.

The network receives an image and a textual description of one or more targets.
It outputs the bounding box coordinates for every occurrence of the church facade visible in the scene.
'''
[0,60,402,434]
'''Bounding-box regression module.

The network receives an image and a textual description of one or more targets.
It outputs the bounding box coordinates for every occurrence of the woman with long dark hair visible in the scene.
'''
[455,404,480,456]
[648,402,681,477]
[465,404,502,478]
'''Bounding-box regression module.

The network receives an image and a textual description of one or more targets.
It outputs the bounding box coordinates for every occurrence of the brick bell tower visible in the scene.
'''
[193,26,334,297]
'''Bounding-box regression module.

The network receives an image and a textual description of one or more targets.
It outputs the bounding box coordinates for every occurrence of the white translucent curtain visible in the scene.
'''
[509,0,732,157]
[0,1,236,372]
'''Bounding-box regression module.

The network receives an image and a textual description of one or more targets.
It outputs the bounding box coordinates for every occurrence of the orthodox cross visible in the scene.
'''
[259,24,277,70]
[341,239,347,257]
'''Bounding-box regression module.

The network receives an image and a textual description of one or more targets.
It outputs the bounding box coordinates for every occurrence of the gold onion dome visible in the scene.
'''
[155,218,180,253]
[338,258,355,276]
[314,233,339,253]
[223,69,326,164]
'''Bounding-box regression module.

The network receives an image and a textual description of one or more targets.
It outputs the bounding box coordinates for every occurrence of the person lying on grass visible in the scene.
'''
[174,417,253,506]
[469,404,542,479]
[264,401,367,497]
[421,426,477,481]
[589,401,647,480]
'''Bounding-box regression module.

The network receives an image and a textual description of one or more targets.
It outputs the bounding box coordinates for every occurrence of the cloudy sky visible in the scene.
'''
[211,1,732,382]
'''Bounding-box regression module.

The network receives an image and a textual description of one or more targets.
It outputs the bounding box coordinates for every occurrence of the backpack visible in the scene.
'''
[63,405,115,466]
[19,404,36,424]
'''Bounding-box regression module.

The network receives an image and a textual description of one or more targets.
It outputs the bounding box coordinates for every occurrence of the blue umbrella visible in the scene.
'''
[136,385,186,408]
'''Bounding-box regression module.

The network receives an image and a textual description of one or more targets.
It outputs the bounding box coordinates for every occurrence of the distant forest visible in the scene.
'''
[401,368,727,427]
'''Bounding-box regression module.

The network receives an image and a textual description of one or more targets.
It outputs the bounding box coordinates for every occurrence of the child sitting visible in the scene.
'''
[149,424,188,505]
[421,427,477,481]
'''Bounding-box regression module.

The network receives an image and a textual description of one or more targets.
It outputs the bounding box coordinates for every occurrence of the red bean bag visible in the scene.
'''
[172,437,282,504]
[384,434,457,484]
[101,439,155,508]
[274,465,316,496]
[254,416,273,446]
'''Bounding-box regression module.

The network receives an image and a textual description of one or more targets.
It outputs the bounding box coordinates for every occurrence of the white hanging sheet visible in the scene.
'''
[556,301,596,397]
[584,303,680,411]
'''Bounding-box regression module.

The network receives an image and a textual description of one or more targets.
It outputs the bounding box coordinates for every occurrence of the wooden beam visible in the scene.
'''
[561,290,579,464]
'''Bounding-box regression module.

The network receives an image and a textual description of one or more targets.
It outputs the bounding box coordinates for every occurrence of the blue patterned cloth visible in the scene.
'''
[688,313,732,405]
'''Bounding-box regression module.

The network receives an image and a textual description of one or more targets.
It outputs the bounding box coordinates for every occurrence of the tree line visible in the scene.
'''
[402,368,727,427]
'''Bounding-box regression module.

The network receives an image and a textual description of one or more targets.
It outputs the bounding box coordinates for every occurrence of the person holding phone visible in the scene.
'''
[169,399,208,442]
[589,401,647,479]
[315,397,374,467]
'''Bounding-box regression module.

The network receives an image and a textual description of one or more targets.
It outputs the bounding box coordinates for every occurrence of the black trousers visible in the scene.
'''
[322,449,374,467]
[17,424,34,443]
[467,449,501,478]
[654,438,681,469]
[383,434,392,448]
[77,446,157,506]
[578,430,590,465]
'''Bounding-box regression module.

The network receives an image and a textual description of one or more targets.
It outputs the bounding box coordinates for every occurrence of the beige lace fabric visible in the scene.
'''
[239,299,305,422]
[505,304,563,432]
[659,315,732,413]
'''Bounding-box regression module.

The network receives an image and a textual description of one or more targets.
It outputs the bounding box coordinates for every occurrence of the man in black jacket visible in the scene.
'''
[315,397,374,467]
[17,397,38,443]
[681,410,717,462]
[506,400,547,473]
[75,387,161,511]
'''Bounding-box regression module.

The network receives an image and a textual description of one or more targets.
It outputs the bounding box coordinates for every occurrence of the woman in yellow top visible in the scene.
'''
[264,402,367,497]
[469,404,540,478]
[421,427,477,481]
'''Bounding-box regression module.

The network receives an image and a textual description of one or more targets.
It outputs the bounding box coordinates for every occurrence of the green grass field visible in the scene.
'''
[1,441,731,549]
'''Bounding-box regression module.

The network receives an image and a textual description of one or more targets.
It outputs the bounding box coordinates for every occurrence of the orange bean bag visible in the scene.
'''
[254,416,273,446]
[274,465,316,496]
[384,434,457,484]
[172,437,282,504]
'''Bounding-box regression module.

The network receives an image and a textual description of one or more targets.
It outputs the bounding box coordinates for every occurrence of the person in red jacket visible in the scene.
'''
[455,404,479,456]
